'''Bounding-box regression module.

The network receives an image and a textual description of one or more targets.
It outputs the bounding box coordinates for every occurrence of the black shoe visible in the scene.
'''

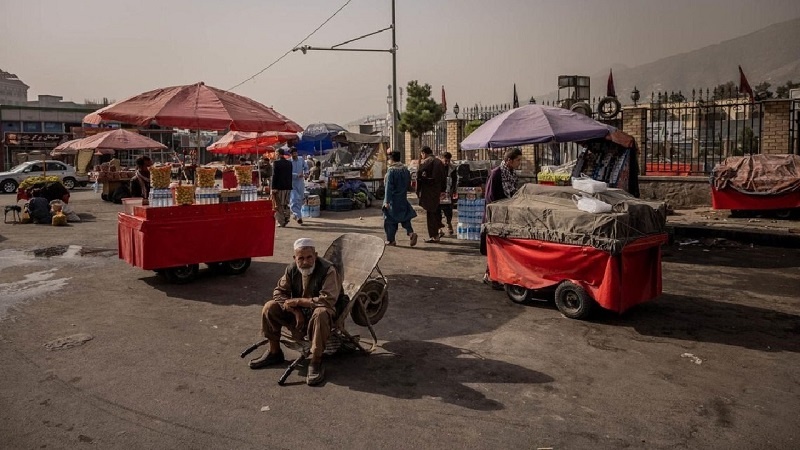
[297,218,303,225]
[307,361,325,386]
[248,349,285,369]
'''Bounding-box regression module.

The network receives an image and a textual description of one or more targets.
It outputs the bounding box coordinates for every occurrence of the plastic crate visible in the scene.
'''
[328,197,352,212]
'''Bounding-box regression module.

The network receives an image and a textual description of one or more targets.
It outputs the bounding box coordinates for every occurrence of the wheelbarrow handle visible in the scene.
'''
[278,355,306,386]
[240,339,269,358]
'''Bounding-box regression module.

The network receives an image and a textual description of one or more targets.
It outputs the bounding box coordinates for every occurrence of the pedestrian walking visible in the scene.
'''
[289,147,309,224]
[437,152,458,238]
[383,151,418,247]
[271,149,293,227]
[416,146,447,243]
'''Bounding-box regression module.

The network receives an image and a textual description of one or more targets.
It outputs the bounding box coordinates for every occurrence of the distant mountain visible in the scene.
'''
[537,17,800,104]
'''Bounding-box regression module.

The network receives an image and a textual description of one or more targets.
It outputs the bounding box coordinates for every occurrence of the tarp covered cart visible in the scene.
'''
[118,200,275,283]
[711,154,800,219]
[485,185,668,319]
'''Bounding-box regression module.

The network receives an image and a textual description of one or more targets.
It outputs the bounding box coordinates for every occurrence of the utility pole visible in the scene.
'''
[293,0,400,157]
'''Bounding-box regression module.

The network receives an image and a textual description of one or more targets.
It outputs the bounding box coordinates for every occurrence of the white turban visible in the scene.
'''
[293,238,315,251]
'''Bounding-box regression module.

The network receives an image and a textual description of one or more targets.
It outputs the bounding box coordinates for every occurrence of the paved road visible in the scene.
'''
[1,190,799,449]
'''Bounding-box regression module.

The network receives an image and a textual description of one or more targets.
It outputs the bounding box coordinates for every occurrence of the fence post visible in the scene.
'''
[404,131,420,164]
[622,106,647,173]
[445,118,465,159]
[761,99,792,154]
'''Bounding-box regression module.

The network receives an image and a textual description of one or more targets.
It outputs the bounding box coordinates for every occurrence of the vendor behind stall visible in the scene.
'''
[130,156,153,202]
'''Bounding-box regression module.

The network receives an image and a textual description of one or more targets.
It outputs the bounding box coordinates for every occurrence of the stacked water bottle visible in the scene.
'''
[456,187,485,241]
[148,188,174,208]
[194,187,221,204]
[239,185,259,202]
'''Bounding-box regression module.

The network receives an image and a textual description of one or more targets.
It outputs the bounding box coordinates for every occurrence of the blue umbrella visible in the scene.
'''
[302,123,347,141]
[461,105,615,150]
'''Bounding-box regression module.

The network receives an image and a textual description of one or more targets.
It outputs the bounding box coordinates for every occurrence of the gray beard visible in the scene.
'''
[298,264,315,277]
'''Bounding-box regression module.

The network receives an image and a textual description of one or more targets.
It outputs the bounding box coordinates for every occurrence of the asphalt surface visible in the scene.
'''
[1,190,799,449]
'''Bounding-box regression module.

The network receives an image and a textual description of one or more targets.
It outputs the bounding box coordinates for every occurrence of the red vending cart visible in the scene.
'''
[711,154,800,218]
[118,200,275,283]
[484,184,668,319]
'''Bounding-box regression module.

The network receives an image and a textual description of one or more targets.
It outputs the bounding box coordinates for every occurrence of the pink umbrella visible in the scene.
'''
[51,138,85,156]
[83,82,302,133]
[55,129,167,155]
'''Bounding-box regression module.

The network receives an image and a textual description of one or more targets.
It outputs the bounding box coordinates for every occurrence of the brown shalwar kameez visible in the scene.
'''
[261,264,340,360]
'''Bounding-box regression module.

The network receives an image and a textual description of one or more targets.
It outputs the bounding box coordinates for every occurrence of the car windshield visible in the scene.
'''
[8,163,30,173]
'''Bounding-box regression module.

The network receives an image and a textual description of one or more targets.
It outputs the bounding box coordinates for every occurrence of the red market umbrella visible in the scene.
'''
[207,131,298,155]
[51,138,84,155]
[83,82,302,133]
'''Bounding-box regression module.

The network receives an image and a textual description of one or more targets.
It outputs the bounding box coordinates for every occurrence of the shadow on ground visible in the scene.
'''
[327,340,553,411]
[600,293,800,353]
[140,260,286,306]
[379,274,526,340]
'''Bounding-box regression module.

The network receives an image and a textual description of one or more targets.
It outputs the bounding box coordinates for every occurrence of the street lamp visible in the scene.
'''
[292,0,399,157]
[631,86,641,107]
[453,103,460,119]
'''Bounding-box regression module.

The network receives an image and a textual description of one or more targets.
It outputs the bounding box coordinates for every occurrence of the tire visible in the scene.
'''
[773,209,795,220]
[62,177,76,190]
[505,284,531,304]
[350,278,389,327]
[554,281,595,320]
[222,258,251,275]
[597,97,622,119]
[101,193,109,201]
[163,264,199,284]
[1,179,18,194]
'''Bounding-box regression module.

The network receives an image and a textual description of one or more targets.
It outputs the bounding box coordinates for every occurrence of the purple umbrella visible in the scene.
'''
[461,104,615,150]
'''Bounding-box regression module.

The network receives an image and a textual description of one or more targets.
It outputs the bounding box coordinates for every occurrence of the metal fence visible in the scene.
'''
[791,99,800,155]
[641,90,763,175]
[420,119,448,155]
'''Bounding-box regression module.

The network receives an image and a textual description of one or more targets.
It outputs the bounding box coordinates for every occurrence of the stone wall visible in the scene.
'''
[638,176,711,207]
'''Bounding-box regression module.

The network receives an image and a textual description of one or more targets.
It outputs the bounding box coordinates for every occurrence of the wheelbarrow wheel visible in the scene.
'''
[164,264,199,284]
[555,281,595,320]
[505,284,531,304]
[222,258,251,275]
[350,279,389,327]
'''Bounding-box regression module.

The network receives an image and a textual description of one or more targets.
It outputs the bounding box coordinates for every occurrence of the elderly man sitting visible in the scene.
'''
[249,238,345,386]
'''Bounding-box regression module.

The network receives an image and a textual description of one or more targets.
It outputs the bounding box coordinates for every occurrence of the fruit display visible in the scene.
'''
[175,185,195,205]
[234,165,252,186]
[19,176,60,191]
[151,166,172,189]
[196,168,217,188]
[537,171,572,186]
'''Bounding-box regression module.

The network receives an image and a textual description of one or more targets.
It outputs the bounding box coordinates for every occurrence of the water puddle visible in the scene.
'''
[0,268,72,319]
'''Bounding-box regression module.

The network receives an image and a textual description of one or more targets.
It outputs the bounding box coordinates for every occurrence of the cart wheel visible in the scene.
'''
[350,279,389,327]
[222,258,251,275]
[774,209,795,220]
[101,193,109,201]
[504,284,531,304]
[164,264,199,284]
[554,281,595,320]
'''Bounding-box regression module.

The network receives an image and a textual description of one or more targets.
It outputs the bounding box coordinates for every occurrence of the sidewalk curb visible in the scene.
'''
[667,224,800,249]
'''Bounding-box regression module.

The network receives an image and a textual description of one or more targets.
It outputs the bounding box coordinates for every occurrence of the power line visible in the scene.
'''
[227,0,353,91]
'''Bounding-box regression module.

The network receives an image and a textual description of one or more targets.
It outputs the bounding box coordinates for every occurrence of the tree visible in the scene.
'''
[668,92,686,103]
[464,120,483,137]
[712,81,737,100]
[399,80,444,150]
[754,81,773,100]
[776,80,800,98]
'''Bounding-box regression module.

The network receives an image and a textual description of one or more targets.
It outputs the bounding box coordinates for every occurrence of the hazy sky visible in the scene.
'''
[1,0,799,127]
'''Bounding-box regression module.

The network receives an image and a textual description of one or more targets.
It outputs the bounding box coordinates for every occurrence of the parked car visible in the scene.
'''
[0,160,88,193]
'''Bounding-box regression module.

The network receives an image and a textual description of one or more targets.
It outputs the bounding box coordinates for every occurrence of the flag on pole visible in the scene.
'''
[441,86,447,114]
[513,84,519,108]
[739,65,754,100]
[607,69,616,97]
